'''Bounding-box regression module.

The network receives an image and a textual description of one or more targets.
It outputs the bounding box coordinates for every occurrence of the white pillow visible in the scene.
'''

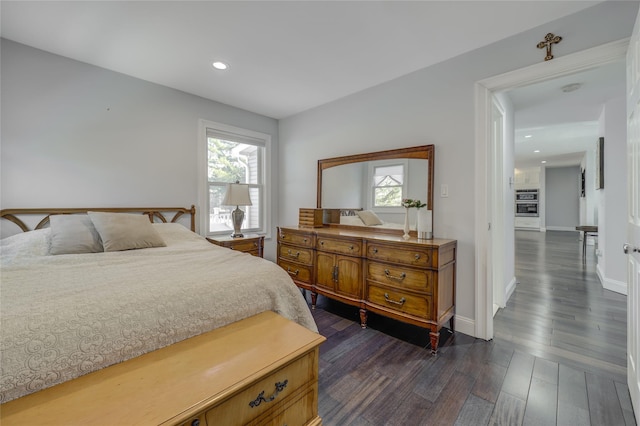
[356,210,383,226]
[50,214,103,255]
[88,212,166,252]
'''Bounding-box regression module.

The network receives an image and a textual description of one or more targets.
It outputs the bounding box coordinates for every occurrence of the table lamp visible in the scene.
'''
[222,181,252,238]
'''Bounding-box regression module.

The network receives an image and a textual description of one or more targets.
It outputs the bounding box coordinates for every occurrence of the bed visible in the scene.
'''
[0,206,318,405]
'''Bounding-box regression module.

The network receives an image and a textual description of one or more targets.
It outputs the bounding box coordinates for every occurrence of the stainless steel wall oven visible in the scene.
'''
[515,189,539,217]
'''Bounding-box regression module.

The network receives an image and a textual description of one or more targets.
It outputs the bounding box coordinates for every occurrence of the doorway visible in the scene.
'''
[474,38,629,341]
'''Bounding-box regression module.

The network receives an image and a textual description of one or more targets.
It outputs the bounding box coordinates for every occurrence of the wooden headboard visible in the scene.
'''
[0,206,197,234]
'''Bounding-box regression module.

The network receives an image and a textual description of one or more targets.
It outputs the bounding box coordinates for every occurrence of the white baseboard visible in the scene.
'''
[546,226,577,232]
[454,314,474,337]
[505,276,517,302]
[597,264,628,295]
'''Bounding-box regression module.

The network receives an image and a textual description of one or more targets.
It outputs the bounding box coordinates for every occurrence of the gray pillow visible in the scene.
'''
[87,212,166,252]
[49,214,103,255]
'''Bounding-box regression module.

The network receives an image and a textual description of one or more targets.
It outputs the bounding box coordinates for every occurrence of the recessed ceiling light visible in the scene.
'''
[541,160,547,164]
[534,150,540,153]
[524,135,533,139]
[212,61,228,70]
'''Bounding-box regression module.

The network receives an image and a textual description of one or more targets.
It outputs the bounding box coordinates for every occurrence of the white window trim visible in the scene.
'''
[197,119,271,238]
[367,159,409,213]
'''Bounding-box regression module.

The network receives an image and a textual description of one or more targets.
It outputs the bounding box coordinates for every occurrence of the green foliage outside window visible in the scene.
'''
[208,138,247,183]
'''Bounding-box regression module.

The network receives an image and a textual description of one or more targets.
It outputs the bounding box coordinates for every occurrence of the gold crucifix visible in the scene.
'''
[537,33,562,61]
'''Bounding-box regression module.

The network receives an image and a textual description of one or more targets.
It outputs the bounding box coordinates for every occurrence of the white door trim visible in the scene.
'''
[474,38,629,341]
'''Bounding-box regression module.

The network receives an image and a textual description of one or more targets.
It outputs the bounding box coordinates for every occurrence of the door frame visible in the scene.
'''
[491,99,506,314]
[474,38,629,340]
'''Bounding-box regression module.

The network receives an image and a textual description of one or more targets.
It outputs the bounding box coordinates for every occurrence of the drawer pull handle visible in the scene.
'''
[287,267,299,276]
[415,254,421,260]
[320,241,324,245]
[280,233,286,239]
[287,249,300,258]
[384,293,406,306]
[249,380,289,408]
[372,248,378,254]
[303,238,308,243]
[191,420,200,426]
[384,269,406,281]
[254,242,258,247]
[349,245,354,250]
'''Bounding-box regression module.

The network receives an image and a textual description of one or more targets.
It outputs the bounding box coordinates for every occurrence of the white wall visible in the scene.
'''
[1,39,280,256]
[278,1,638,329]
[597,96,628,293]
[545,166,580,230]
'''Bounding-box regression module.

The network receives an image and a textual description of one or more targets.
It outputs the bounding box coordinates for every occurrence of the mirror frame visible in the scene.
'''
[317,145,434,229]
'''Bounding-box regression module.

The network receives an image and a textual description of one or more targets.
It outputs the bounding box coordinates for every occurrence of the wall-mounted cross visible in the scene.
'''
[537,33,562,61]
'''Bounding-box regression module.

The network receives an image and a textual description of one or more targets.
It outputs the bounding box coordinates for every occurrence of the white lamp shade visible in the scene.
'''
[222,183,252,206]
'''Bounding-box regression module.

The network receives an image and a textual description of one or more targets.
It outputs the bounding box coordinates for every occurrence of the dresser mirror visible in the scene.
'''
[317,145,434,233]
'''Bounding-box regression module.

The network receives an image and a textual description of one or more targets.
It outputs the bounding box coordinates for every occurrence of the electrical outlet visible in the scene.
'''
[440,184,449,198]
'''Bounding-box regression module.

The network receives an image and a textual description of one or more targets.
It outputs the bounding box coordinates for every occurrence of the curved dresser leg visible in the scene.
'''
[359,308,368,329]
[311,292,318,310]
[429,331,440,356]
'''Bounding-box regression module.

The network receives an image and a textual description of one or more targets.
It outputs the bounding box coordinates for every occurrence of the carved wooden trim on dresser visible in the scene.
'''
[277,226,456,355]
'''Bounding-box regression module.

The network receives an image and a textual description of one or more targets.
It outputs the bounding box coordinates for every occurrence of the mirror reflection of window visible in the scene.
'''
[372,164,405,207]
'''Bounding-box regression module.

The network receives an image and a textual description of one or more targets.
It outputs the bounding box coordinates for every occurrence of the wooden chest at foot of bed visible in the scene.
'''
[0,311,325,426]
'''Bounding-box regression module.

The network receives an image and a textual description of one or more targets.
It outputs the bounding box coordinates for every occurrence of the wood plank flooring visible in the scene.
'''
[309,230,637,425]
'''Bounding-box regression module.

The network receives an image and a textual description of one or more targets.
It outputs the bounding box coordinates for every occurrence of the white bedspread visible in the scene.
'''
[0,224,317,403]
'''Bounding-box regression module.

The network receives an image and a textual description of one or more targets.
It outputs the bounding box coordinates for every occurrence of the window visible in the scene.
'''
[372,163,405,207]
[198,120,270,236]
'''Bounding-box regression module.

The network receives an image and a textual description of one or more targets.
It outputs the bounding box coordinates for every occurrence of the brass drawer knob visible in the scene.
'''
[287,267,299,276]
[372,248,378,254]
[415,253,421,260]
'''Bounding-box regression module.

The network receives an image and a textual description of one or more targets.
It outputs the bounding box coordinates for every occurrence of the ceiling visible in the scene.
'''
[0,1,622,167]
[509,60,626,168]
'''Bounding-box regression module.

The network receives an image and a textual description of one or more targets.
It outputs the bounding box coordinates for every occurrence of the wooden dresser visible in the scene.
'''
[278,226,456,354]
[1,312,325,426]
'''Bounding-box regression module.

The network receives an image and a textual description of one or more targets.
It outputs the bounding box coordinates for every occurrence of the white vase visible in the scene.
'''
[403,208,410,239]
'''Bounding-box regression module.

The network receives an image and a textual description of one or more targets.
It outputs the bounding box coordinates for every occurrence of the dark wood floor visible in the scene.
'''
[309,230,637,425]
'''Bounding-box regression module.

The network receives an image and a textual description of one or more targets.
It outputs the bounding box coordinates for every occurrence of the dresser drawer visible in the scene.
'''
[204,351,316,425]
[367,284,432,319]
[278,229,314,248]
[366,242,432,268]
[278,259,313,284]
[278,244,314,265]
[366,261,433,293]
[228,239,262,253]
[316,236,362,256]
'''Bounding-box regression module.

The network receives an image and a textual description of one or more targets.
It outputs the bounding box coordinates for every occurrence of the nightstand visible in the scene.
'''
[207,234,264,258]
